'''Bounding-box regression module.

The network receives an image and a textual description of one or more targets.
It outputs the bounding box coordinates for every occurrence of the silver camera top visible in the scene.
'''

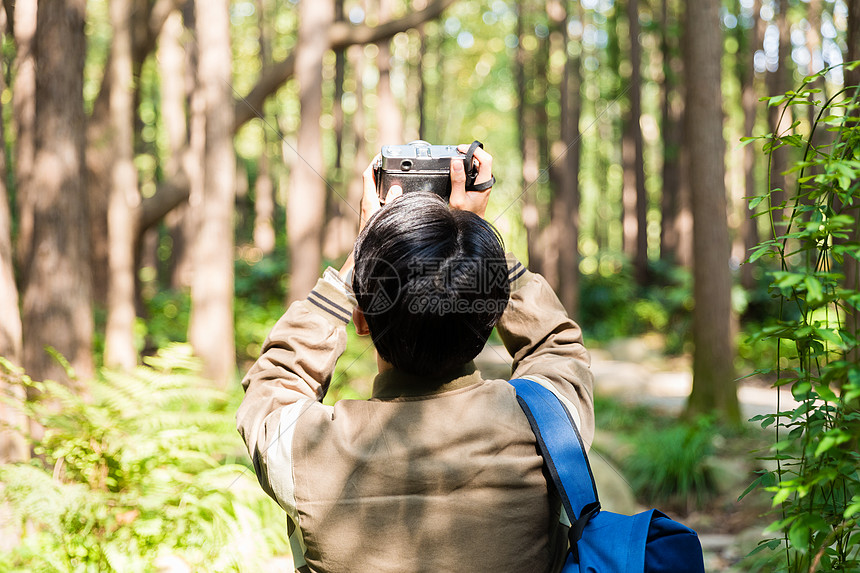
[374,141,466,201]
[379,141,463,171]
[373,140,491,203]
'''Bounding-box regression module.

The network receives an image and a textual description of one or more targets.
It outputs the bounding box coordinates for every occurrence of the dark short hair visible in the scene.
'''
[352,193,510,376]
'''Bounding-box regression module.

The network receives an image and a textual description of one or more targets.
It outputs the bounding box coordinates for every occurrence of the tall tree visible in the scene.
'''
[417,24,427,140]
[188,0,236,384]
[11,0,36,277]
[767,0,791,234]
[160,8,194,288]
[332,0,346,170]
[0,17,27,461]
[848,0,860,88]
[534,20,554,286]
[549,0,582,316]
[376,0,404,145]
[253,0,276,255]
[20,0,94,386]
[0,16,20,371]
[286,0,335,303]
[86,0,175,304]
[684,0,740,423]
[659,0,683,264]
[516,4,543,275]
[104,0,141,370]
[806,0,824,110]
[323,0,351,260]
[845,0,859,363]
[739,0,763,290]
[621,0,648,284]
[254,146,277,255]
[347,43,370,225]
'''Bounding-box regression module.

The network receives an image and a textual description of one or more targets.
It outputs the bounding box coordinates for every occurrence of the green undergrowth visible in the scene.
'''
[593,395,765,515]
[0,345,288,572]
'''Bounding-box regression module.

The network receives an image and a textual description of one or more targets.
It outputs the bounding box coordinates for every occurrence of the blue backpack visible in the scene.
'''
[509,378,706,573]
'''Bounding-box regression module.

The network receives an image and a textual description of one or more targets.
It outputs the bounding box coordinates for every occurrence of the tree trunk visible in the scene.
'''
[188,0,236,385]
[417,25,427,141]
[252,0,274,255]
[844,0,859,363]
[536,15,554,285]
[322,0,350,260]
[0,11,20,370]
[740,0,763,290]
[622,0,648,284]
[332,0,345,171]
[254,149,276,254]
[0,34,27,461]
[683,0,740,424]
[663,0,691,269]
[159,8,193,288]
[541,11,562,293]
[848,0,860,89]
[376,0,404,145]
[674,109,692,267]
[85,90,113,307]
[767,0,790,235]
[659,0,682,263]
[11,0,36,282]
[20,0,93,387]
[84,0,172,305]
[550,0,581,317]
[348,44,369,224]
[104,0,141,371]
[806,0,823,131]
[286,0,334,303]
[516,8,542,274]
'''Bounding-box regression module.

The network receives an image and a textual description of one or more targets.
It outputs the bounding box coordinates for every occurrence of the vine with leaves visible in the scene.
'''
[742,65,860,572]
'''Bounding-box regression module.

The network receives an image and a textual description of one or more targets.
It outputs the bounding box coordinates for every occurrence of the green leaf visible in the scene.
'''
[845,499,860,519]
[748,245,774,263]
[781,134,806,148]
[814,326,843,348]
[804,276,824,304]
[738,471,772,501]
[788,520,810,552]
[835,162,858,190]
[773,271,804,289]
[814,383,838,403]
[749,194,768,210]
[747,538,782,557]
[792,381,812,399]
[814,430,851,457]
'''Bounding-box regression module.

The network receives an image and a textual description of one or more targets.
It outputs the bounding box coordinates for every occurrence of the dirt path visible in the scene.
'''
[477,337,798,420]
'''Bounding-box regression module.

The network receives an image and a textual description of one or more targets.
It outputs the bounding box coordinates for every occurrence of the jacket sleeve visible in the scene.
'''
[496,254,595,449]
[236,269,356,505]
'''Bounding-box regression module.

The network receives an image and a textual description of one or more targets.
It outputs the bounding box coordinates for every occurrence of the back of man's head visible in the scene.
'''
[353,192,510,376]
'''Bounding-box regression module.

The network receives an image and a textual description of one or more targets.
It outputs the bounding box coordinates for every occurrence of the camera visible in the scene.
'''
[374,140,472,202]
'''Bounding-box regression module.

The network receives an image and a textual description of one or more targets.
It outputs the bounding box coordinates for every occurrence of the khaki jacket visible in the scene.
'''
[237,255,594,573]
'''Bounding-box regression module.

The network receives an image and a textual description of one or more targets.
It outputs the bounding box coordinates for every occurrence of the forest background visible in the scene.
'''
[0,0,858,570]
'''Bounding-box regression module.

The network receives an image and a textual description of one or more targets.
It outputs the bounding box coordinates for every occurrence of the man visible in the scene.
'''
[237,145,594,572]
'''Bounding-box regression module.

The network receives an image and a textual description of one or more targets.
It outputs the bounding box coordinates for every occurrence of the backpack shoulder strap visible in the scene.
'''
[508,378,599,521]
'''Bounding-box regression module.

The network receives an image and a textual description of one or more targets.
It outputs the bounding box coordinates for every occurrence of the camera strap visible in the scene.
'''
[464,140,496,192]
